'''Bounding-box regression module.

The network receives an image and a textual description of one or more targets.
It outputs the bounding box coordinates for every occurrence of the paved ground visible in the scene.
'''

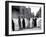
[15,27,41,31]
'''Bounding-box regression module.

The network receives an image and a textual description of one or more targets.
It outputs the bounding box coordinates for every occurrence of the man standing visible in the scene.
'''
[18,16,21,30]
[33,17,37,27]
[12,19,15,31]
[22,18,25,29]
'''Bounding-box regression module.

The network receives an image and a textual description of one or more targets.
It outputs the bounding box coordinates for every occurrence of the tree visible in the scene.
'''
[36,8,41,18]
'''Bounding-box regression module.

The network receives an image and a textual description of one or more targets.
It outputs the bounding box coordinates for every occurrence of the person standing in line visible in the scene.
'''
[18,16,21,30]
[22,18,25,29]
[27,18,30,28]
[33,17,37,27]
[12,19,15,31]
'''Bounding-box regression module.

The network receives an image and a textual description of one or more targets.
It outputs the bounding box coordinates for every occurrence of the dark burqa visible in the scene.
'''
[12,20,15,31]
[33,18,37,27]
[18,18,21,29]
[22,19,25,29]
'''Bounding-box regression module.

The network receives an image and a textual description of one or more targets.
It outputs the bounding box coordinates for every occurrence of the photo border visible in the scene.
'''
[5,1,45,36]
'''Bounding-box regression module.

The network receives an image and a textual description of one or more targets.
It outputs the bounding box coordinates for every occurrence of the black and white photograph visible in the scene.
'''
[5,1,45,36]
